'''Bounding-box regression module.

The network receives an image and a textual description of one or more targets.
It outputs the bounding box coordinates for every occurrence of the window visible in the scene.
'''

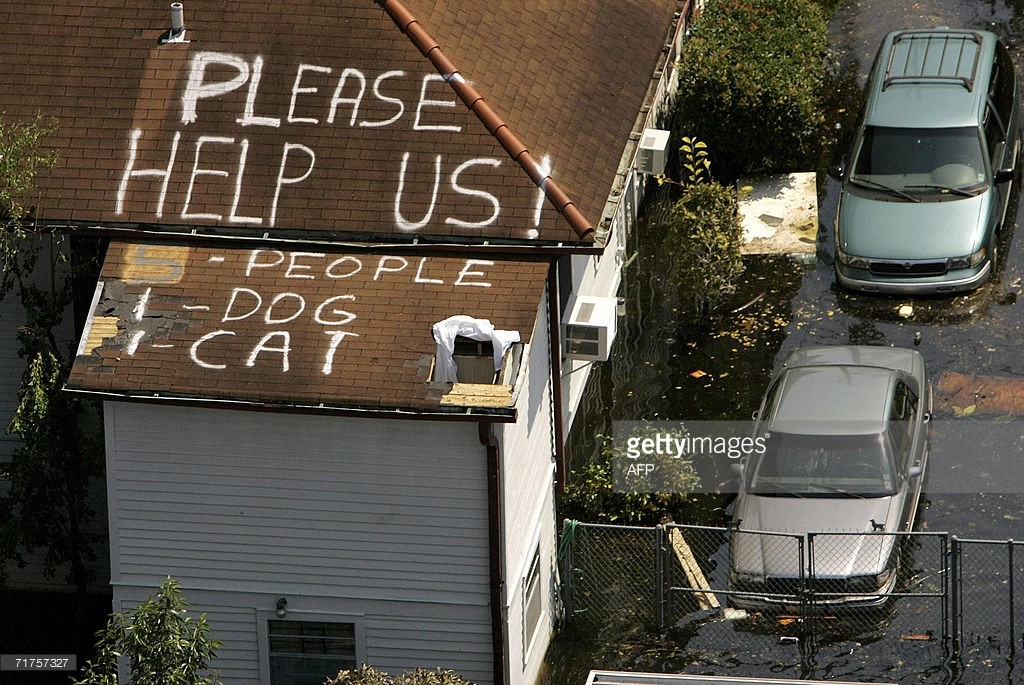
[522,547,543,659]
[984,103,1006,160]
[991,43,1016,127]
[756,381,782,423]
[750,432,895,496]
[268,620,356,685]
[451,337,499,384]
[852,126,986,187]
[887,382,918,477]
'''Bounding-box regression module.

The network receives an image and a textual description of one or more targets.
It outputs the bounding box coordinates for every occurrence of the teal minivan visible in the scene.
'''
[835,28,1020,294]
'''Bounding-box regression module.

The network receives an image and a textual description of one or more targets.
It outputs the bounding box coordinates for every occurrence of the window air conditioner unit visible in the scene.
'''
[563,296,617,362]
[637,128,671,175]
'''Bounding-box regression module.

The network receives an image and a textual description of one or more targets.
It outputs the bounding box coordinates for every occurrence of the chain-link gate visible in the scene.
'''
[560,519,954,678]
[559,520,659,629]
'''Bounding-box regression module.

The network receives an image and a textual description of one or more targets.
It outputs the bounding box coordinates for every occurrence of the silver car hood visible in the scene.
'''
[732,495,900,578]
[838,190,990,259]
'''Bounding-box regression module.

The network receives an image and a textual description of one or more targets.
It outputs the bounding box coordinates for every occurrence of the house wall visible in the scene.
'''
[498,294,559,685]
[104,402,495,684]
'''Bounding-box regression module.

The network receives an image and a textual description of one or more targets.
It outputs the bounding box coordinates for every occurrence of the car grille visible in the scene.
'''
[734,577,863,598]
[869,260,948,276]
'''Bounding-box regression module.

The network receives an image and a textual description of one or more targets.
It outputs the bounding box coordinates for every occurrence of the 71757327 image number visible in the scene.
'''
[0,655,77,671]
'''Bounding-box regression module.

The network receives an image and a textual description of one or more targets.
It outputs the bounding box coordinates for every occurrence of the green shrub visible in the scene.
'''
[560,424,700,526]
[74,577,222,685]
[676,0,828,179]
[665,181,745,321]
[327,666,475,685]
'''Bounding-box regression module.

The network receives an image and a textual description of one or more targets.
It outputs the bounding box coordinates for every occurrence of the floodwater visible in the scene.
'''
[553,0,1024,682]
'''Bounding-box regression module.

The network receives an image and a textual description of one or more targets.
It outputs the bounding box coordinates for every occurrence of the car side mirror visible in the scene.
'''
[995,168,1014,184]
[730,461,745,477]
[907,465,923,479]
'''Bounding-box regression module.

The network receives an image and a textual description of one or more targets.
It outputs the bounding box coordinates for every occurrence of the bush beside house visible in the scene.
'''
[675,0,830,180]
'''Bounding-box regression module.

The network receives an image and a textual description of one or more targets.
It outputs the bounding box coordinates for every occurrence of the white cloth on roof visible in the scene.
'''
[431,315,520,384]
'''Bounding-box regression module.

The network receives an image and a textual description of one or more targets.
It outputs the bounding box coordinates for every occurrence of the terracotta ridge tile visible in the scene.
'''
[374,0,595,241]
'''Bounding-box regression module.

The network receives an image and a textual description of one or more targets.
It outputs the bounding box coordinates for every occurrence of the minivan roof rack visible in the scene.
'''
[882,29,983,92]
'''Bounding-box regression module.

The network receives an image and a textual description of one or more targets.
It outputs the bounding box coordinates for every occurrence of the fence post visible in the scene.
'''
[940,534,949,647]
[560,519,575,625]
[1009,539,1015,662]
[950,535,960,660]
[804,533,813,648]
[656,524,665,627]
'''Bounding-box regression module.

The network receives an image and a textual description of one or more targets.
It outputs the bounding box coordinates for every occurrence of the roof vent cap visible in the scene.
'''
[159,2,188,44]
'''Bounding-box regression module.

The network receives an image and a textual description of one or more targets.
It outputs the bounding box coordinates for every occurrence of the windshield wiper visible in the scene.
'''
[804,482,868,499]
[849,177,920,202]
[904,183,976,197]
[753,480,806,498]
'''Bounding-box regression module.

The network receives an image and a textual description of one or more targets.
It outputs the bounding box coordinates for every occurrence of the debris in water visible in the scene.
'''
[898,304,914,318]
[689,370,707,378]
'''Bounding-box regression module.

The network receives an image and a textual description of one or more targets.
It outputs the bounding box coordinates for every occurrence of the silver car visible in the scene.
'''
[729,345,931,609]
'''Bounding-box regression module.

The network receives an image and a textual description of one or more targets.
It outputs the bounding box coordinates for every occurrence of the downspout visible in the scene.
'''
[479,421,508,685]
[547,260,567,493]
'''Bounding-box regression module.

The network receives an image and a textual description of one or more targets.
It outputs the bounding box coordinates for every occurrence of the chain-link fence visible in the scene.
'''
[950,537,1024,675]
[559,520,1020,679]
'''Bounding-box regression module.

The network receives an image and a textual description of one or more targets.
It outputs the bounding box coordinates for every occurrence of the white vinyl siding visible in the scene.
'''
[106,403,493,683]
[497,302,559,684]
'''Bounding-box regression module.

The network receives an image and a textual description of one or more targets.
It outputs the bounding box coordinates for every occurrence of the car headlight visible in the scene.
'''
[836,245,872,269]
[947,246,987,269]
[847,566,895,593]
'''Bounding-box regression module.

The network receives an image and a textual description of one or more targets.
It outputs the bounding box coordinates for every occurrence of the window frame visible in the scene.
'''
[257,609,366,685]
[521,545,545,664]
[887,380,918,479]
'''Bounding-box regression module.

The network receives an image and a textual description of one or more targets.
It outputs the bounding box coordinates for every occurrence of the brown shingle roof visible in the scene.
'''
[28,0,683,413]
[66,240,549,416]
[0,0,679,248]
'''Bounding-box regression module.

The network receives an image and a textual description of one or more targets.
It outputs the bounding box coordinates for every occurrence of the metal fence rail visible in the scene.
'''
[559,520,1021,678]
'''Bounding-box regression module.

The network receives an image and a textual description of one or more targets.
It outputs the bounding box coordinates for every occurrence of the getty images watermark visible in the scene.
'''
[611,421,770,494]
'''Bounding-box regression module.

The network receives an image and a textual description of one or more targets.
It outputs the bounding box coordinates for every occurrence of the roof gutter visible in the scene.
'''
[61,388,518,423]
[375,0,596,242]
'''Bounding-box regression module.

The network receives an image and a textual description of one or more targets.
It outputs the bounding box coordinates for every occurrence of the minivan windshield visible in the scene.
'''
[747,432,897,497]
[850,125,987,194]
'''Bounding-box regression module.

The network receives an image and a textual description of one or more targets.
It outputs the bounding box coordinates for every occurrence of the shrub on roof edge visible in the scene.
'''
[676,0,829,180]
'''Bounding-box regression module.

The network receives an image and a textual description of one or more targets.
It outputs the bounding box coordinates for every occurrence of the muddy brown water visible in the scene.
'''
[551,0,1024,682]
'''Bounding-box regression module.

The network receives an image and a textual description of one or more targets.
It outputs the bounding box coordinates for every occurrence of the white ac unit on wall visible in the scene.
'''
[637,128,671,175]
[563,296,617,362]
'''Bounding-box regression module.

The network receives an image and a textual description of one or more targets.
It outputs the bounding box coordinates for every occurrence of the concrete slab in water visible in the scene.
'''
[737,172,819,256]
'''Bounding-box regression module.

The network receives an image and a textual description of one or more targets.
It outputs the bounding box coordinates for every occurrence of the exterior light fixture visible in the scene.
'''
[275,596,288,618]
